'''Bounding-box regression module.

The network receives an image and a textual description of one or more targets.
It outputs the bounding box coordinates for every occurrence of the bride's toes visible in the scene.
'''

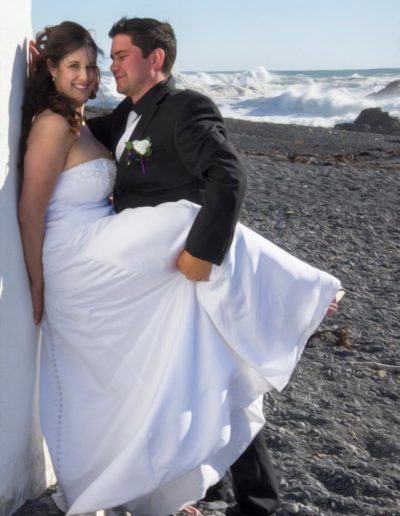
[184,506,202,515]
[326,289,345,317]
[326,300,338,316]
[172,505,203,516]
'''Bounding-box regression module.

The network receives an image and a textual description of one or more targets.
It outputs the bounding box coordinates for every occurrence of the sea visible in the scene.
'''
[89,67,400,128]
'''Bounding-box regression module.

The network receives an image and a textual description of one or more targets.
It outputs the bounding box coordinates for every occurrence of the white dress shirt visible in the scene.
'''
[115,111,142,162]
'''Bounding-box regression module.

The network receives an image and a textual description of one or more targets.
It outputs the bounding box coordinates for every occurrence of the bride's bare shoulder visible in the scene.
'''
[29,110,77,145]
[32,109,70,130]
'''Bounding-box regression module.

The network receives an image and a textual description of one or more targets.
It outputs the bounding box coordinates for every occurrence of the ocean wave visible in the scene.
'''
[89,66,400,128]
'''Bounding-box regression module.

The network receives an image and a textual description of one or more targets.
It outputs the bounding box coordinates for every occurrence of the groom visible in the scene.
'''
[88,17,280,515]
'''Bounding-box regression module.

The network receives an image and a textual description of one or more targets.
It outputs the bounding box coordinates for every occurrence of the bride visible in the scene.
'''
[18,21,341,516]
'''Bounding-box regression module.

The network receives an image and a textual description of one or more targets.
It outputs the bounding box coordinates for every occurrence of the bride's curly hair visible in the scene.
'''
[19,21,103,176]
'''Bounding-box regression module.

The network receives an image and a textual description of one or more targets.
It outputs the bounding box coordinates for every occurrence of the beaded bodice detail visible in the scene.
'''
[45,158,116,244]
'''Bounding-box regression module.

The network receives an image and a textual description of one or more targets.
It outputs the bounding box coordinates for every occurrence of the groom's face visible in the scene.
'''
[110,34,153,102]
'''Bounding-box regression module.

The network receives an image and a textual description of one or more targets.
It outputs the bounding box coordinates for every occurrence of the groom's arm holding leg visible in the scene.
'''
[174,91,246,278]
[176,251,213,281]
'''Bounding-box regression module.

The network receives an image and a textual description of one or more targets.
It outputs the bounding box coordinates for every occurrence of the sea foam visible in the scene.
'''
[89,66,400,128]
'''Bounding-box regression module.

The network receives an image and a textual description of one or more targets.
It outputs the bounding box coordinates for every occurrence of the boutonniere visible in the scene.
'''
[125,137,153,174]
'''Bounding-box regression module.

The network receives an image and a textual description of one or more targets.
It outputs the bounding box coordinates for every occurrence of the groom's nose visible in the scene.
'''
[110,60,117,74]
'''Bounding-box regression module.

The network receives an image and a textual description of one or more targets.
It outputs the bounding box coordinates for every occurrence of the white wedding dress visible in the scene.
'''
[40,158,341,516]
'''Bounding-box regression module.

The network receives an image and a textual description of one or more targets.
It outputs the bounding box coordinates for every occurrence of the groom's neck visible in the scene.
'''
[130,72,168,104]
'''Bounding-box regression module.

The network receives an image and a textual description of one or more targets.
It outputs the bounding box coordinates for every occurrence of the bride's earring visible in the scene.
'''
[52,76,56,82]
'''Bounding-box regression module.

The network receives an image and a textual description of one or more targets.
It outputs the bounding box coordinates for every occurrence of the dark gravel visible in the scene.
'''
[227,119,400,516]
[16,117,400,516]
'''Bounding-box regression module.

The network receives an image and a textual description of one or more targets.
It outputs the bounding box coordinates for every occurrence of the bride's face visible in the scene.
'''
[48,45,98,106]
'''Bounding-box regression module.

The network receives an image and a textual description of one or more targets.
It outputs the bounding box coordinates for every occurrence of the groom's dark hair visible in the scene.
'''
[109,17,177,74]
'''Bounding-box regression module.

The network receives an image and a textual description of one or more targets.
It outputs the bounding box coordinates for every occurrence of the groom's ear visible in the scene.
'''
[151,48,166,72]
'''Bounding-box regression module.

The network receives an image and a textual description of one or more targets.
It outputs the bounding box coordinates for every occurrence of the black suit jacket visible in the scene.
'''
[88,76,246,265]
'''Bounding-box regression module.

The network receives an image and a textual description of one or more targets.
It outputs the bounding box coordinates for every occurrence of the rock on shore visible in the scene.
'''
[366,80,400,100]
[334,108,400,136]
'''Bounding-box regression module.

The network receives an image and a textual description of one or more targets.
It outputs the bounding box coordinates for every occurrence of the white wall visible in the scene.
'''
[0,1,48,513]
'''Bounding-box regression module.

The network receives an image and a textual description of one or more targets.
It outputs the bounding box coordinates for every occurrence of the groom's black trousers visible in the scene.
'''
[203,431,281,515]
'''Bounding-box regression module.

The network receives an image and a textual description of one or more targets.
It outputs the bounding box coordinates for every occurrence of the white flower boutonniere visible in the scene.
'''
[125,137,153,174]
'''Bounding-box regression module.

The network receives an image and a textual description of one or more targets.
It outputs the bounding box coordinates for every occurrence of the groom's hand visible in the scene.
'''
[177,250,212,281]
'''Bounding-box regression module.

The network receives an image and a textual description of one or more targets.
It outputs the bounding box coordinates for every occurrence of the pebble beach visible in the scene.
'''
[227,119,400,516]
[15,116,400,516]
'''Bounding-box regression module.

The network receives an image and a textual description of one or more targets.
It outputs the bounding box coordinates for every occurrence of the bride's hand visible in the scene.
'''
[30,281,44,325]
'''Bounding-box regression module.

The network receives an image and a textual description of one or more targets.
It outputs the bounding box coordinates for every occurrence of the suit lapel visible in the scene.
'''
[113,99,136,190]
[130,78,174,142]
[112,98,133,153]
[116,78,174,188]
[129,104,160,141]
[116,106,161,189]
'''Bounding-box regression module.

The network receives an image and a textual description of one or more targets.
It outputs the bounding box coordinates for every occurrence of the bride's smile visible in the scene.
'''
[48,46,98,106]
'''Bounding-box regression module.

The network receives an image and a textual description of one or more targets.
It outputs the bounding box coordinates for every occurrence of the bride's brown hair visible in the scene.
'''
[19,21,102,177]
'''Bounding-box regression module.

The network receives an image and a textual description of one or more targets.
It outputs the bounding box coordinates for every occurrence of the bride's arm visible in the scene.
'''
[18,114,75,324]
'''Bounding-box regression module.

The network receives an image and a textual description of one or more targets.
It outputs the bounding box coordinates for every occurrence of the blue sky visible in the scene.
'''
[32,0,400,71]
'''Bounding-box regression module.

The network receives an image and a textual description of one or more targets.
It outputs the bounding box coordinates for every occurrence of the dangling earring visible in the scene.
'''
[52,76,56,82]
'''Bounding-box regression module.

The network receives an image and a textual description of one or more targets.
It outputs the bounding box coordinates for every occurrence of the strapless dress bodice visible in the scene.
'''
[44,158,116,245]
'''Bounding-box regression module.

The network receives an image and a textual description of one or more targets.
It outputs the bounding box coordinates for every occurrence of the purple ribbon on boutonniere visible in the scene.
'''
[125,137,153,174]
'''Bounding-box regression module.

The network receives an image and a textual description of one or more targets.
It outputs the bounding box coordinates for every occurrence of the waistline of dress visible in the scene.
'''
[44,202,114,247]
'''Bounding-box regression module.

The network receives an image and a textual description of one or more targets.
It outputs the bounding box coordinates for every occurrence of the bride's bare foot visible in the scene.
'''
[326,289,345,316]
[175,505,203,515]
